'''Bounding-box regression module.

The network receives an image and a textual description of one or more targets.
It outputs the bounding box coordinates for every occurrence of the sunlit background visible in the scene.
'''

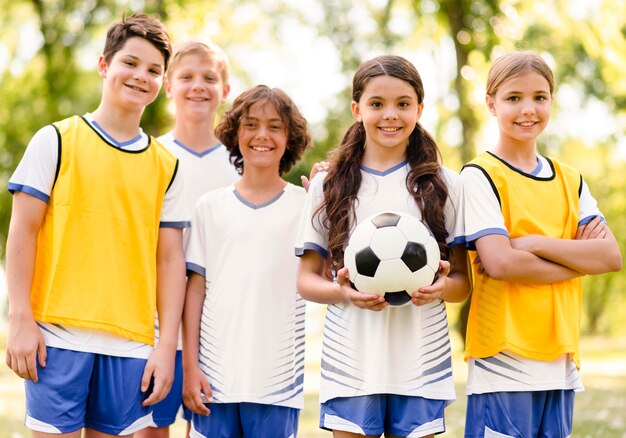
[1,0,625,436]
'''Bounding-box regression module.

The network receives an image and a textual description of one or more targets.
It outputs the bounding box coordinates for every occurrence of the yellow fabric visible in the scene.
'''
[31,115,178,345]
[465,152,583,367]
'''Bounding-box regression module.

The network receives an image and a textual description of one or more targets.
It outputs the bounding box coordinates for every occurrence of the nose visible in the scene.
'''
[521,99,535,115]
[255,124,269,139]
[383,108,398,120]
[133,69,148,83]
[191,78,205,90]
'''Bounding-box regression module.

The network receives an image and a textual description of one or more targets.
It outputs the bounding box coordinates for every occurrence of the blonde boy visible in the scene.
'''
[137,40,238,437]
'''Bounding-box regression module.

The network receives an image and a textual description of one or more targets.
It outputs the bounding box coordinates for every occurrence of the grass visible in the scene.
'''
[1,318,625,437]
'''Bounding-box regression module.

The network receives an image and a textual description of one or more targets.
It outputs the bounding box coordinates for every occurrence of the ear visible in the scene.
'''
[221,83,231,103]
[164,76,173,98]
[486,94,497,116]
[97,55,108,78]
[416,102,424,121]
[351,101,362,122]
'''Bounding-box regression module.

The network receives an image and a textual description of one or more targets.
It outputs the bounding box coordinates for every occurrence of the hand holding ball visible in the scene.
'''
[343,211,440,306]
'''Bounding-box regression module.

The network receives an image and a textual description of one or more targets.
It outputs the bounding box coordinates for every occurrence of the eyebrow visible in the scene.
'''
[124,54,163,68]
[242,116,283,122]
[504,89,549,94]
[367,95,415,100]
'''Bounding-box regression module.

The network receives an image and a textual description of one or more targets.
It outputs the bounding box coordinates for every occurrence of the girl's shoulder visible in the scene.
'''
[438,165,462,185]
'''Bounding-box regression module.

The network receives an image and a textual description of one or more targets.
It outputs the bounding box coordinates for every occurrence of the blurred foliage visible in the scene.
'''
[0,0,624,333]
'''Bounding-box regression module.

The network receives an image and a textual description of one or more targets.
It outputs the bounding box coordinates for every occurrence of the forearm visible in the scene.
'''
[519,232,622,275]
[6,193,47,320]
[296,253,343,304]
[476,235,582,284]
[439,246,471,303]
[182,274,204,370]
[155,229,186,350]
[6,228,37,319]
[488,248,581,283]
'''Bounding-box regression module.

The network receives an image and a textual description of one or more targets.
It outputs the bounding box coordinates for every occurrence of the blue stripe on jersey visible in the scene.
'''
[295,242,329,258]
[234,189,285,210]
[173,138,224,157]
[449,235,466,247]
[360,160,407,176]
[465,227,509,249]
[8,183,50,203]
[264,373,304,397]
[186,262,206,277]
[90,120,143,148]
[578,214,604,227]
[37,323,67,341]
[474,360,530,386]
[160,220,190,228]
[482,356,531,376]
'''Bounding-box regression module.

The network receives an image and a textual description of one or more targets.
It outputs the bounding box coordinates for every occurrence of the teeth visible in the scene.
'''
[518,122,535,126]
[380,127,400,132]
[252,146,272,152]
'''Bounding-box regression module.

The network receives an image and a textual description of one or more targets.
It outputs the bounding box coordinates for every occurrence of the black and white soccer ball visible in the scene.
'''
[343,211,441,306]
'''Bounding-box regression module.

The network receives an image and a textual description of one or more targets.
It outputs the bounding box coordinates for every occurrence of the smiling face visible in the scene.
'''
[351,75,423,156]
[165,53,230,122]
[487,70,552,149]
[98,36,165,113]
[237,100,288,174]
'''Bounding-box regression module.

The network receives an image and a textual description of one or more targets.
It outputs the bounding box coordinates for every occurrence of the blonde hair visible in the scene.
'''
[166,40,230,83]
[486,51,555,96]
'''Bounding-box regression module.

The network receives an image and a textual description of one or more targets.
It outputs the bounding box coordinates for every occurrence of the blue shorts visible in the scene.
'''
[149,350,191,427]
[24,347,152,435]
[465,390,575,438]
[320,394,446,436]
[190,402,299,438]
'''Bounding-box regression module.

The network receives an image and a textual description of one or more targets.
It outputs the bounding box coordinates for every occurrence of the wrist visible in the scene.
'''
[8,307,35,322]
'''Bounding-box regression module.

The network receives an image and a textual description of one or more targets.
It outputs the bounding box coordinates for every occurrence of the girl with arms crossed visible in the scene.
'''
[462,51,622,438]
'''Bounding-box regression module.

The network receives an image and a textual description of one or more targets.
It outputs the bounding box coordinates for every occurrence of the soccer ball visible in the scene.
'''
[343,211,440,306]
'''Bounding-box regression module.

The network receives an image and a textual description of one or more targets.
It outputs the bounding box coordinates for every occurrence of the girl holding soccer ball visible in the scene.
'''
[296,55,470,438]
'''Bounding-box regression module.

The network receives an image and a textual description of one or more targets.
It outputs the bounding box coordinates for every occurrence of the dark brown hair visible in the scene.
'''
[103,12,172,70]
[318,55,451,270]
[215,85,311,175]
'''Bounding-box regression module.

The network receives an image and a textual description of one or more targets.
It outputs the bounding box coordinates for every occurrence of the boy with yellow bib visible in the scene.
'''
[5,12,188,436]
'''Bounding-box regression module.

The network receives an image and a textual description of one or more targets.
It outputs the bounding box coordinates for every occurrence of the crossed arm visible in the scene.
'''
[474,216,622,283]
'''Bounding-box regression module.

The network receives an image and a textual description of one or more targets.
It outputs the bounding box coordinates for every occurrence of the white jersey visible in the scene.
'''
[8,113,189,359]
[185,183,307,409]
[461,154,599,394]
[157,132,239,213]
[295,162,464,404]
[156,132,240,349]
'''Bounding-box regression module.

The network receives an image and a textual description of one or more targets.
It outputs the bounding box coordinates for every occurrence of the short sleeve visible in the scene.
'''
[461,165,509,248]
[8,125,60,202]
[184,196,208,277]
[294,171,329,258]
[441,167,465,247]
[578,178,604,226]
[160,165,191,228]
